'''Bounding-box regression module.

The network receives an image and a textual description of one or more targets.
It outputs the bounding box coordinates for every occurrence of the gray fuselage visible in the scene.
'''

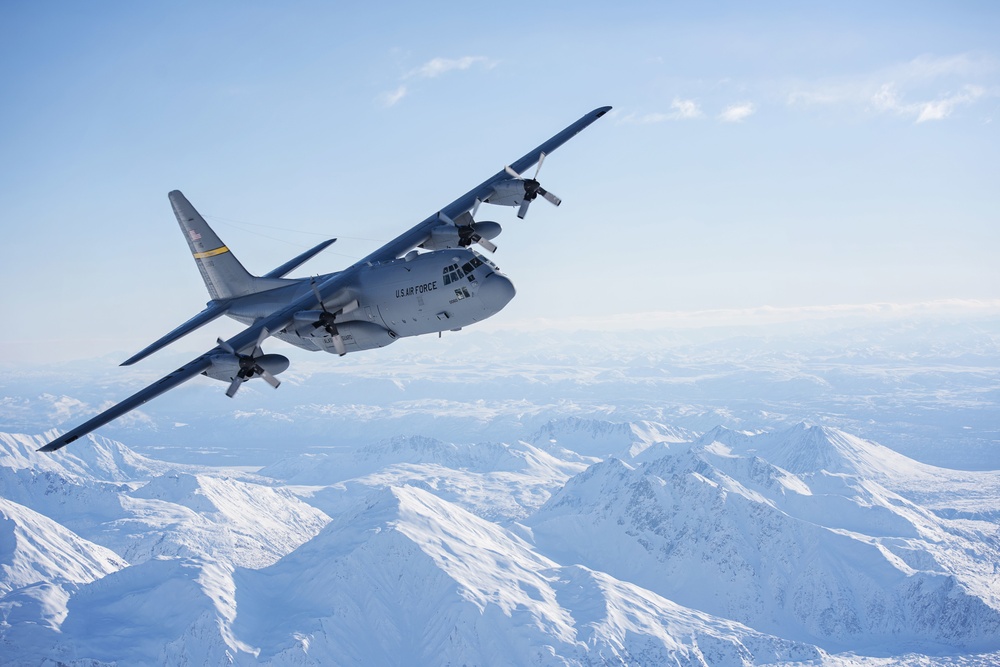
[224,248,515,355]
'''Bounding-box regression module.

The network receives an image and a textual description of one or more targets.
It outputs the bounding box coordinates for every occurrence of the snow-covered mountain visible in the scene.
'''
[230,486,823,666]
[526,424,1000,654]
[0,432,330,569]
[528,417,696,461]
[1,418,999,665]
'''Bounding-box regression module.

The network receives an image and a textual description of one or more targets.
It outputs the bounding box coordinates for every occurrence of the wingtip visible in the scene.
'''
[594,106,612,117]
[120,349,149,366]
[38,433,79,453]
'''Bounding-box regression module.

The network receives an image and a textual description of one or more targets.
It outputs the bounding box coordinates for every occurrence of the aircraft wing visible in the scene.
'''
[39,356,214,452]
[40,270,352,452]
[39,107,610,452]
[356,106,612,265]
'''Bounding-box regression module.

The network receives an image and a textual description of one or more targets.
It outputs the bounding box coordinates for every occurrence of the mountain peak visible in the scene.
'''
[0,497,126,598]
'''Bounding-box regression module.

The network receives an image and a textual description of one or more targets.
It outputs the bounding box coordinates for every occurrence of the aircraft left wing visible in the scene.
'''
[39,269,352,452]
[39,356,214,451]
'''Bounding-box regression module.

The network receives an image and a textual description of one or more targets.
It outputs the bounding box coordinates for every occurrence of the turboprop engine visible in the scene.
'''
[204,353,290,383]
[420,220,502,252]
[291,313,398,352]
[203,330,289,397]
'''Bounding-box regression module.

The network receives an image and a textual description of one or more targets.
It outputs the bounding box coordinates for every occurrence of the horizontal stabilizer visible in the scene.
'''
[263,238,337,278]
[120,301,231,366]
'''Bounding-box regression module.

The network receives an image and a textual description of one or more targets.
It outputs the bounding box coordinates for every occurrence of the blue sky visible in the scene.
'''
[2,2,998,363]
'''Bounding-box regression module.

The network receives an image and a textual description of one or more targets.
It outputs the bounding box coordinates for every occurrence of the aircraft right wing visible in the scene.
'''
[355,106,612,266]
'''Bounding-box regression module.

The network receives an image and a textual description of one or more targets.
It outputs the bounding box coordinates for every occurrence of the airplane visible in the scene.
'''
[40,106,612,452]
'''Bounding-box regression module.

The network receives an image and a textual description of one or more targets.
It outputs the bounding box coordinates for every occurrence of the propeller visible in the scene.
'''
[217,328,281,398]
[308,280,360,357]
[439,212,498,253]
[503,152,562,219]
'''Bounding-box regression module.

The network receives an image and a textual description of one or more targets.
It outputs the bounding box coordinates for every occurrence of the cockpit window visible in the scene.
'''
[472,251,497,271]
[442,263,465,285]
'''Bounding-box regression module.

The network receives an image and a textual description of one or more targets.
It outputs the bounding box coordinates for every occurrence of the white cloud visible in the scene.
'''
[408,56,496,79]
[378,85,408,108]
[620,99,702,124]
[380,56,496,108]
[915,85,985,123]
[718,102,756,123]
[787,54,994,124]
[47,394,90,422]
[668,98,702,119]
[870,82,985,123]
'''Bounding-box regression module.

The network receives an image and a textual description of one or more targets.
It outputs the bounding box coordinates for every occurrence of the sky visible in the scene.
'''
[2,1,999,364]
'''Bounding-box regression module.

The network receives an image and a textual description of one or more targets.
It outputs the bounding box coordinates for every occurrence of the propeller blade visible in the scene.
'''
[471,198,481,217]
[225,376,243,398]
[504,165,522,180]
[310,280,327,312]
[252,327,270,357]
[217,338,236,356]
[539,188,562,207]
[475,235,498,253]
[533,152,546,179]
[517,199,531,219]
[255,365,281,389]
[332,334,346,357]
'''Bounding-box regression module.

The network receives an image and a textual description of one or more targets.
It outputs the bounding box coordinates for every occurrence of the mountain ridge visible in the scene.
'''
[1,419,998,665]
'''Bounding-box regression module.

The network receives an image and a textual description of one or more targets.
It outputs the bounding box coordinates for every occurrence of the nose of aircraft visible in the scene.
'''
[478,273,516,312]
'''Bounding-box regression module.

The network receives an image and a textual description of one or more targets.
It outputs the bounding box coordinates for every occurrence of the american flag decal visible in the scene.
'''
[188,230,202,241]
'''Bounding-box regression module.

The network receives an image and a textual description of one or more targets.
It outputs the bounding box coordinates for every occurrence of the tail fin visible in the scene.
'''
[169,190,283,299]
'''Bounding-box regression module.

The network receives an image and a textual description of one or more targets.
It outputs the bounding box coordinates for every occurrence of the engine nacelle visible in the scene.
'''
[419,221,503,250]
[203,353,289,382]
[469,220,501,242]
[420,223,460,250]
[482,180,526,207]
[291,310,328,338]
[291,310,398,353]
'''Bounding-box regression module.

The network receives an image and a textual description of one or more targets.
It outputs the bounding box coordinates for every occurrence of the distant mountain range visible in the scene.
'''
[4,314,998,471]
[2,418,999,665]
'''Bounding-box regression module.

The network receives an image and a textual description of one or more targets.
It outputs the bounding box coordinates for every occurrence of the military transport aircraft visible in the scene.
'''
[40,106,611,452]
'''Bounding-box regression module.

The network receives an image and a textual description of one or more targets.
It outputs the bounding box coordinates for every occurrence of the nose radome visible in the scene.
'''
[478,273,516,312]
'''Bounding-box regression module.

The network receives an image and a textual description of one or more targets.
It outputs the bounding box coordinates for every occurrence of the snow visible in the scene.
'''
[526,425,1000,654]
[1,410,998,664]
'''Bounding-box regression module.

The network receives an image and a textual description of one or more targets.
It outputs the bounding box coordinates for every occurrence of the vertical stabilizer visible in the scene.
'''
[169,190,260,299]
